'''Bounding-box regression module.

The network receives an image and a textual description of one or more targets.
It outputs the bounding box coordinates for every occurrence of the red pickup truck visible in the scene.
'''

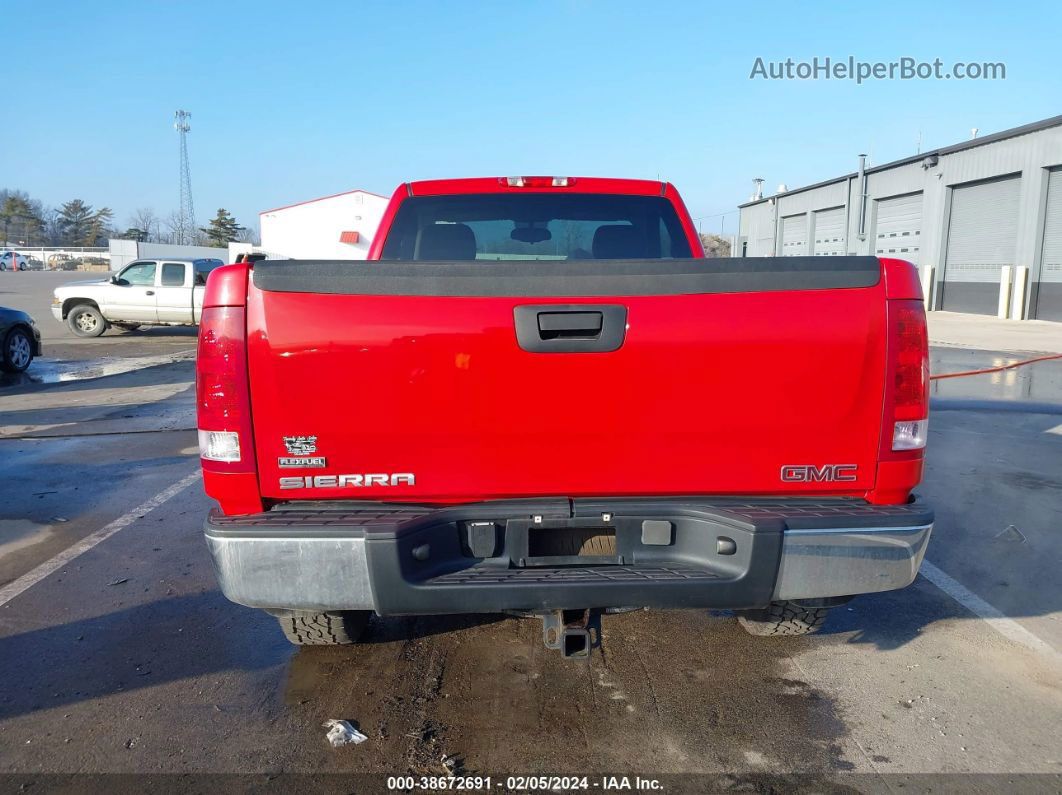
[197,176,932,658]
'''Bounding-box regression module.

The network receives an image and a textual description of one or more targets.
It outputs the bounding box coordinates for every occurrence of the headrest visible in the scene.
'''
[592,225,644,259]
[418,223,477,260]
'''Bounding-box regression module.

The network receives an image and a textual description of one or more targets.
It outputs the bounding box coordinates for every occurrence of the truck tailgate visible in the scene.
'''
[246,258,886,502]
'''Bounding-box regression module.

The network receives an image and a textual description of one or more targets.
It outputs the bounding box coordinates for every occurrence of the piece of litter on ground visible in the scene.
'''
[323,719,368,748]
[107,578,129,586]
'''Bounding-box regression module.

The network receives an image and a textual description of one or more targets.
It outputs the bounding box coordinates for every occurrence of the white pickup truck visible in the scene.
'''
[52,257,224,337]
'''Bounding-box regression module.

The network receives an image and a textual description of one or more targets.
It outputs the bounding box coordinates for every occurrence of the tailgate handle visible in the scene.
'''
[537,311,602,338]
[514,304,627,353]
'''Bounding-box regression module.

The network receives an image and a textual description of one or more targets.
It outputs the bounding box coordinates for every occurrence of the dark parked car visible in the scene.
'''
[0,307,42,373]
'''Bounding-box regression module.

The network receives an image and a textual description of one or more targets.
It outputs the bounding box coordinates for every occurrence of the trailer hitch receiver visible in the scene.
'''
[540,609,601,660]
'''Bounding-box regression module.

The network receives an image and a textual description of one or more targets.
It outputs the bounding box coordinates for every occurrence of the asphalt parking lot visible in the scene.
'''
[1,271,1060,792]
[0,271,198,387]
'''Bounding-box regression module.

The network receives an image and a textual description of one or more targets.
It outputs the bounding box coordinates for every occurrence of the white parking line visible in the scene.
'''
[920,559,1060,661]
[0,470,202,609]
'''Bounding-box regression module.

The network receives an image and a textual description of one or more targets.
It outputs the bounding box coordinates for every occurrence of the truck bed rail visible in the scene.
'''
[251,256,882,297]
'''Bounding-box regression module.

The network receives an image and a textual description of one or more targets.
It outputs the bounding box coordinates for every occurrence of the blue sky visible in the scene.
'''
[3,0,1059,236]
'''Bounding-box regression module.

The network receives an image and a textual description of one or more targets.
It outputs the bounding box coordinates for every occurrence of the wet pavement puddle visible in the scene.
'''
[931,348,1062,404]
[0,352,195,388]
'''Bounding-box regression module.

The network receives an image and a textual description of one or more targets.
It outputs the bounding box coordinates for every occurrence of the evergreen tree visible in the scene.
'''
[200,209,245,246]
[57,200,113,246]
[86,207,114,246]
[0,193,45,245]
[57,199,94,245]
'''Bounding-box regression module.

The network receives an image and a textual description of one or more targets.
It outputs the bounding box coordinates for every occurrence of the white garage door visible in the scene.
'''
[754,232,775,257]
[875,193,923,265]
[813,207,845,256]
[1036,168,1062,320]
[781,214,807,256]
[943,175,1021,315]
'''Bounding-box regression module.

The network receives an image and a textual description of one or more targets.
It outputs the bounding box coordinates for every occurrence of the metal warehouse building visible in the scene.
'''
[258,189,389,260]
[737,115,1062,321]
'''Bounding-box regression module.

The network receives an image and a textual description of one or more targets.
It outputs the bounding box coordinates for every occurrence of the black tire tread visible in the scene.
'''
[277,611,370,646]
[737,601,830,636]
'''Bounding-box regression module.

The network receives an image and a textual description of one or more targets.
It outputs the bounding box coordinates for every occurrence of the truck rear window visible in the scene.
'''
[193,258,224,285]
[380,194,693,261]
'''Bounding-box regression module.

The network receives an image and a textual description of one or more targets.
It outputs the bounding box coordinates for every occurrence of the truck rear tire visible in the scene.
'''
[67,304,107,337]
[737,600,830,636]
[275,610,370,646]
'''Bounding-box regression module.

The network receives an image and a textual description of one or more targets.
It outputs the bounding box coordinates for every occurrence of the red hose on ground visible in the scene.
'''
[930,353,1062,380]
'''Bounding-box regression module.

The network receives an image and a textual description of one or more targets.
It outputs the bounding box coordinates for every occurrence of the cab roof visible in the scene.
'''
[407,177,669,197]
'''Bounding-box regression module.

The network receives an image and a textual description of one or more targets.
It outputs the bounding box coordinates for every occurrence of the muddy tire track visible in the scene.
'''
[417,608,856,777]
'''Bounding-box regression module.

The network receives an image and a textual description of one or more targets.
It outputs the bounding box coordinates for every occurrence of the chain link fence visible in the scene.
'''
[2,247,111,271]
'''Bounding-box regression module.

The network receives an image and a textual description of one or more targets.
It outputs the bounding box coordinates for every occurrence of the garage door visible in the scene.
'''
[754,232,774,257]
[1035,168,1062,321]
[781,214,807,256]
[942,175,1021,315]
[875,193,922,265]
[813,207,845,256]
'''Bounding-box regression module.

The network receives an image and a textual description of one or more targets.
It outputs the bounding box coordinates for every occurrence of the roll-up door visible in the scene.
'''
[813,207,845,256]
[781,214,807,256]
[1035,168,1062,320]
[753,219,775,257]
[942,175,1021,314]
[875,193,922,265]
[754,232,774,257]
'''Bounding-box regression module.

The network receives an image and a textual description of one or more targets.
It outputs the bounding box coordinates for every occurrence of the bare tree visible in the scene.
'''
[237,223,261,245]
[129,207,161,242]
[42,207,63,245]
[162,211,183,244]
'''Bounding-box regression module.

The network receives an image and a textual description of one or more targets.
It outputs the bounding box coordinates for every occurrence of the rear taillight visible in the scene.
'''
[890,301,929,450]
[196,306,254,470]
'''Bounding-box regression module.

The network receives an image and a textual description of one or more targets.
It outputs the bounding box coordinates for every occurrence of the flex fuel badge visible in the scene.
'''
[279,457,326,468]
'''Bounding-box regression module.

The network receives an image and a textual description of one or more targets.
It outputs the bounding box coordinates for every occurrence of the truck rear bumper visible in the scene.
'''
[203,498,933,615]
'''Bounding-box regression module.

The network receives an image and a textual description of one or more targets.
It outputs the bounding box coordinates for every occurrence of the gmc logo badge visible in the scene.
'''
[780,464,858,482]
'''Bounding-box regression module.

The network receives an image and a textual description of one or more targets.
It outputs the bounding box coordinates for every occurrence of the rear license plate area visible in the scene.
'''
[525,527,618,567]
